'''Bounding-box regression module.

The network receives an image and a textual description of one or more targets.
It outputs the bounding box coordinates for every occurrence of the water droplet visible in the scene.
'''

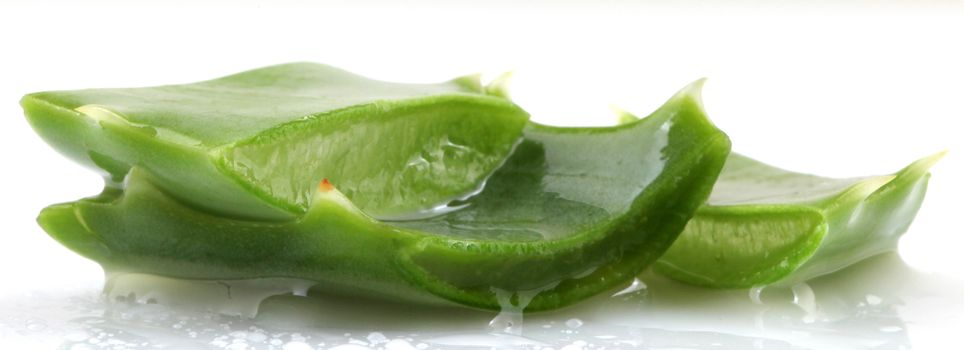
[749,285,765,305]
[103,271,316,318]
[226,342,251,350]
[292,282,312,297]
[880,326,903,332]
[283,341,314,350]
[230,331,247,338]
[329,344,374,350]
[24,319,47,331]
[406,154,430,168]
[612,278,647,297]
[488,282,562,335]
[791,283,818,323]
[247,331,268,342]
[65,330,90,342]
[427,333,547,347]
[866,294,882,306]
[367,332,389,344]
[384,339,418,350]
[565,318,584,329]
[487,311,522,335]
[561,340,588,350]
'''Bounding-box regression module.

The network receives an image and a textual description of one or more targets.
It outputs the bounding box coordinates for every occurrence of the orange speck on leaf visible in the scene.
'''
[318,178,334,192]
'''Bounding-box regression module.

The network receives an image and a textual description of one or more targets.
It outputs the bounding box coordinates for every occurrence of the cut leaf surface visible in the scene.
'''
[23,63,529,220]
[654,152,941,288]
[37,82,731,311]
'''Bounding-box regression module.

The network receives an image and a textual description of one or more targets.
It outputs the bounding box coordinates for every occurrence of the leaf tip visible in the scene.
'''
[680,78,708,101]
[484,71,515,99]
[666,78,709,115]
[926,149,948,165]
[452,73,483,93]
[902,150,947,176]
[610,105,639,125]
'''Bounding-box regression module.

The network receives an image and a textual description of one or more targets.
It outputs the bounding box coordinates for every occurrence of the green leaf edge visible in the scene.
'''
[34,81,731,311]
[653,151,944,288]
[21,64,530,221]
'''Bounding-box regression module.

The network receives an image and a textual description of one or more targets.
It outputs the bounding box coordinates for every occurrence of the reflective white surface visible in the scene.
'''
[2,254,963,349]
[2,1,963,348]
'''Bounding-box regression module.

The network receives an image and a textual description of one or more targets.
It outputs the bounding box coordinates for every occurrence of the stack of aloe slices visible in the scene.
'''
[22,63,940,312]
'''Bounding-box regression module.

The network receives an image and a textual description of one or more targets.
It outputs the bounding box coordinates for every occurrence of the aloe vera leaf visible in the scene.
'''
[22,63,529,220]
[36,82,730,311]
[652,152,942,288]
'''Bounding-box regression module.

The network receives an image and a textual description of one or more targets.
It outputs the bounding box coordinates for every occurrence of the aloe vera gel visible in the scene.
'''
[23,63,937,312]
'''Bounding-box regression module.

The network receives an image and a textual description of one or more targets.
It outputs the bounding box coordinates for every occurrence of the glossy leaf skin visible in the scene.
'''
[654,152,941,288]
[37,83,731,311]
[22,63,529,220]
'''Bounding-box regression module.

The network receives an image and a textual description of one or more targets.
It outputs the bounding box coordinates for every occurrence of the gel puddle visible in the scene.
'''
[2,253,963,350]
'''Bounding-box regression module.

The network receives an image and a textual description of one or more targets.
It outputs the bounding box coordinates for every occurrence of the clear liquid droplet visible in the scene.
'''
[612,278,647,297]
[749,285,766,305]
[791,283,818,323]
[103,270,316,318]
[487,283,559,335]
[565,318,584,329]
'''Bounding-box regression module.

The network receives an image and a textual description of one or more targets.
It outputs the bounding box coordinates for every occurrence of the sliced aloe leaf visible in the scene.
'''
[653,152,942,288]
[22,63,529,220]
[36,83,730,311]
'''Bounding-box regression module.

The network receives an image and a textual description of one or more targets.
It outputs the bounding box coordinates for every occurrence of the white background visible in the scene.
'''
[1,1,962,349]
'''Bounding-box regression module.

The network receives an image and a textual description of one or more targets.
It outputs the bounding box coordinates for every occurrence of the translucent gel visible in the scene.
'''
[103,270,315,318]
[487,282,560,335]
